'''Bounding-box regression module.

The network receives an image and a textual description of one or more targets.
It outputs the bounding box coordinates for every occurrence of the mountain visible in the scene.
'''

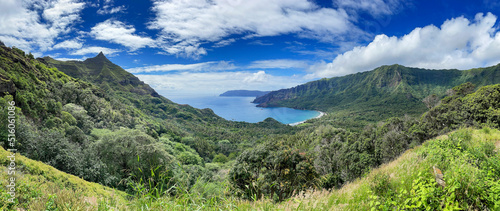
[253,64,500,128]
[2,45,500,210]
[0,45,293,202]
[41,52,160,97]
[220,90,270,97]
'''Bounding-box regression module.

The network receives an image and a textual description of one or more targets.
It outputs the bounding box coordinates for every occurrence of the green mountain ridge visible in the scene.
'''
[0,45,292,204]
[2,43,500,210]
[41,52,160,97]
[253,64,500,129]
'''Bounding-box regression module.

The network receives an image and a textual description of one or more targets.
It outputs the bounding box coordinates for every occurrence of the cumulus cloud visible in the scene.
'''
[307,13,500,79]
[126,61,236,73]
[243,71,268,83]
[136,71,306,98]
[248,59,309,69]
[53,39,83,49]
[148,0,360,58]
[90,19,155,51]
[0,0,85,52]
[70,46,120,55]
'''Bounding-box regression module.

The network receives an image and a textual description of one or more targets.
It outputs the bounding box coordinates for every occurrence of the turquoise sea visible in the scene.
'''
[170,96,320,124]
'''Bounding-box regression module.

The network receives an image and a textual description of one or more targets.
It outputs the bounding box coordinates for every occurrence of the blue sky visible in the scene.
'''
[1,0,500,99]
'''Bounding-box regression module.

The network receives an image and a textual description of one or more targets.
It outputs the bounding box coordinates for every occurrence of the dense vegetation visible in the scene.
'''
[1,44,500,210]
[228,82,500,200]
[254,64,500,130]
[0,45,294,204]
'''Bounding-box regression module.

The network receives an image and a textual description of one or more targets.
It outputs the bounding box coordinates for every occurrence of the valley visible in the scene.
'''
[1,45,500,210]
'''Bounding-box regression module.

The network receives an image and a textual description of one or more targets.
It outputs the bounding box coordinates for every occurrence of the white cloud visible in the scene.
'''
[70,46,120,55]
[307,13,500,79]
[0,35,33,51]
[53,39,83,49]
[126,61,236,73]
[334,0,406,17]
[0,0,85,52]
[243,71,268,83]
[97,5,126,15]
[248,59,309,69]
[53,57,85,61]
[148,0,360,58]
[213,39,236,48]
[90,19,155,51]
[136,71,306,98]
[249,40,274,46]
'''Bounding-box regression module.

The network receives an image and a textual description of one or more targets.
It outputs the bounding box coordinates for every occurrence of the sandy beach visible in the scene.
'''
[288,111,325,126]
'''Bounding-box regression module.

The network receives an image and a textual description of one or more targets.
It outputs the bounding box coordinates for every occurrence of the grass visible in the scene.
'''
[0,146,128,210]
[2,128,499,210]
[122,127,500,210]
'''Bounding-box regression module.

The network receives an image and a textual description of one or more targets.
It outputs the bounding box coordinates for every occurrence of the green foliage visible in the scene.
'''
[4,43,500,210]
[213,153,229,163]
[368,128,500,210]
[0,45,297,206]
[60,111,76,125]
[255,64,500,130]
[91,128,175,190]
[229,141,319,202]
[178,151,203,165]
[0,145,127,210]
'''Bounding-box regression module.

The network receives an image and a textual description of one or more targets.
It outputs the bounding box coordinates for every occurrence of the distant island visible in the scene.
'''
[220,90,270,97]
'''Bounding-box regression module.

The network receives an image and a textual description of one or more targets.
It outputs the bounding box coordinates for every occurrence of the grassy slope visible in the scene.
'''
[0,146,128,210]
[1,128,496,210]
[225,128,500,210]
[18,127,489,210]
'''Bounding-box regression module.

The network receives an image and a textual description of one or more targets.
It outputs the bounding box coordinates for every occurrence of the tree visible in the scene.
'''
[213,153,228,163]
[453,82,475,96]
[92,128,175,190]
[229,141,318,201]
[422,94,440,109]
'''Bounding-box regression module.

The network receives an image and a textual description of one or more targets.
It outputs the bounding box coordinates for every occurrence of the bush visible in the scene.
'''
[213,153,228,163]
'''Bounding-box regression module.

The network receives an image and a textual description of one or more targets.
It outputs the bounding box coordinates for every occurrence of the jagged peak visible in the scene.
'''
[84,51,111,64]
[96,51,106,59]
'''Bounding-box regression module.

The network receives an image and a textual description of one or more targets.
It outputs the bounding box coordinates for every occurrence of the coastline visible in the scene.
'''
[288,111,325,126]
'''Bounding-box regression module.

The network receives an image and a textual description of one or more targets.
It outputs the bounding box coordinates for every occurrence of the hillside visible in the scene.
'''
[42,52,290,139]
[227,128,500,210]
[0,146,128,210]
[2,44,500,210]
[42,53,160,97]
[253,64,500,129]
[220,90,270,97]
[0,45,294,209]
[4,127,497,210]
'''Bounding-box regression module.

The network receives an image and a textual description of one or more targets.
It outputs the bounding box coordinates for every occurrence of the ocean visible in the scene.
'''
[170,96,320,124]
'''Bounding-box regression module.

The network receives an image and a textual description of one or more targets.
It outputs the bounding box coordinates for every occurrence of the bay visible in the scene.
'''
[170,96,320,124]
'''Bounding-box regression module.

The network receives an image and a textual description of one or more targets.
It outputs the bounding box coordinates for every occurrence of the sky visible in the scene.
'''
[1,0,500,99]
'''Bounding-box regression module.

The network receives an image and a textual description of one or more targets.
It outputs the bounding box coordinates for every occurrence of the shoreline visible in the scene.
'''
[288,111,325,126]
